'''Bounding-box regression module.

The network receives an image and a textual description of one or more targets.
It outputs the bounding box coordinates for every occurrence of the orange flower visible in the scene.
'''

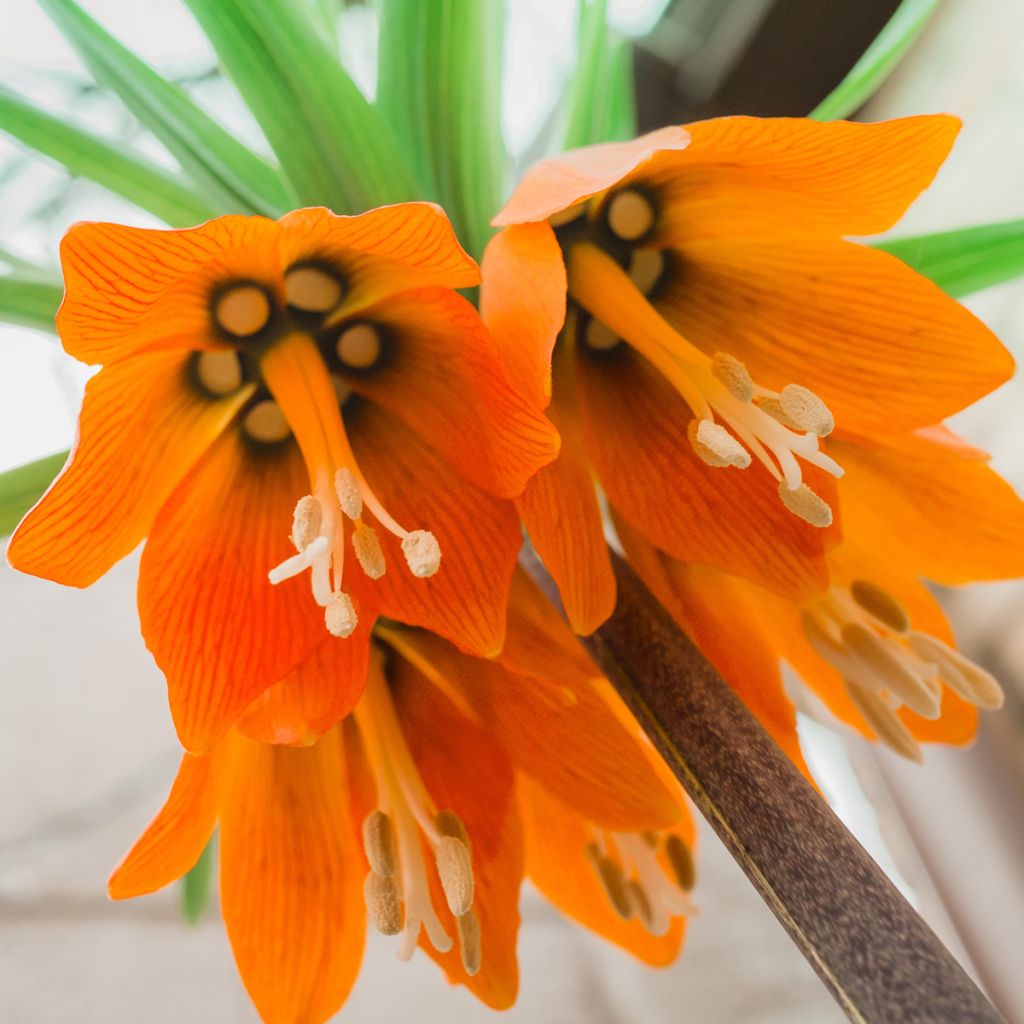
[617,424,1024,763]
[108,574,694,1022]
[482,116,1013,634]
[7,205,558,752]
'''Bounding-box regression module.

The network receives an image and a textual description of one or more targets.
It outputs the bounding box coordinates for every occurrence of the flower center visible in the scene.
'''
[587,828,696,935]
[355,659,480,974]
[802,579,1004,761]
[567,242,842,527]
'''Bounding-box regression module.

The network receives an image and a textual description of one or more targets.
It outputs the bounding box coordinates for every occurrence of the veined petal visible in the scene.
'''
[108,752,219,899]
[576,346,832,601]
[8,350,249,587]
[480,222,566,408]
[139,432,324,754]
[659,238,1013,435]
[342,287,559,498]
[347,400,521,657]
[493,126,690,226]
[219,731,365,1024]
[647,115,960,242]
[518,775,687,967]
[391,654,523,1010]
[57,216,281,365]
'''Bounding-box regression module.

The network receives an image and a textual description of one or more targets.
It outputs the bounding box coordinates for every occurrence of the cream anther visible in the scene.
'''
[195,350,243,396]
[402,531,441,578]
[628,249,666,296]
[780,384,834,437]
[844,680,923,762]
[606,189,655,241]
[584,317,621,352]
[334,467,363,520]
[325,592,357,637]
[243,400,291,443]
[689,419,752,469]
[291,495,323,550]
[363,811,397,877]
[755,395,801,430]
[337,323,382,369]
[353,525,386,580]
[850,580,910,634]
[711,352,754,403]
[548,202,586,228]
[457,910,482,976]
[907,632,1005,710]
[841,623,941,719]
[365,872,403,935]
[436,810,471,848]
[777,481,832,527]
[436,836,474,917]
[214,284,270,337]
[285,265,343,313]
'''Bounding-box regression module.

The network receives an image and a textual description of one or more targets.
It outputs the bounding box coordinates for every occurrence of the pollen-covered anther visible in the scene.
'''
[584,316,621,352]
[777,481,833,528]
[243,400,291,444]
[628,249,666,296]
[214,284,271,337]
[688,419,751,469]
[711,352,754,403]
[285,265,344,313]
[334,467,363,520]
[841,623,941,719]
[850,580,910,634]
[587,843,633,920]
[844,680,923,762]
[365,871,404,935]
[291,494,323,550]
[606,188,656,241]
[436,835,474,917]
[548,202,586,228]
[907,631,1005,710]
[336,323,382,369]
[457,910,482,977]
[353,524,386,580]
[665,834,696,892]
[195,350,243,396]
[779,384,835,437]
[363,810,397,877]
[324,591,357,637]
[402,530,441,578]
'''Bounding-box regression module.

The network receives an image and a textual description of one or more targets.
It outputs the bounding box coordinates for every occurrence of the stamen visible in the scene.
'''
[336,323,382,369]
[243,400,291,444]
[664,834,696,891]
[214,284,271,337]
[194,350,243,396]
[325,592,357,637]
[844,680,923,762]
[436,835,474,917]
[777,481,833,527]
[627,879,654,929]
[755,396,801,430]
[457,910,482,977]
[907,632,1004,710]
[587,842,633,920]
[436,809,471,848]
[850,580,910,634]
[711,352,754,403]
[285,265,344,313]
[291,495,324,550]
[628,249,666,296]
[365,872,404,935]
[549,202,586,228]
[583,316,621,352]
[606,189,655,241]
[335,468,363,520]
[402,531,441,578]
[688,419,751,469]
[779,384,834,438]
[363,810,397,877]
[353,525,387,579]
[841,623,940,719]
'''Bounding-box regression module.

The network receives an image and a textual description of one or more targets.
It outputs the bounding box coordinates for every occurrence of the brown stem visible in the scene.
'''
[526,549,1004,1024]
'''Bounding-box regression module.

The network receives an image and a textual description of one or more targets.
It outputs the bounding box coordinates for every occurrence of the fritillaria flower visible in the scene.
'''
[8,205,558,751]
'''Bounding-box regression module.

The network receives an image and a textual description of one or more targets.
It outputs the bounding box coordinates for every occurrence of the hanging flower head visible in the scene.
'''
[8,205,559,751]
[483,116,1013,634]
[108,574,694,1022]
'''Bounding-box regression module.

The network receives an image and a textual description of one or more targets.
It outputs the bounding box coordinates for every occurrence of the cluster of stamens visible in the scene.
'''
[586,828,696,935]
[356,666,480,974]
[802,580,1004,761]
[559,187,843,527]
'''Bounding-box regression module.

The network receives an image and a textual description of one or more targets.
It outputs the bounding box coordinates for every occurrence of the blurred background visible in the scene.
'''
[2,0,1023,1021]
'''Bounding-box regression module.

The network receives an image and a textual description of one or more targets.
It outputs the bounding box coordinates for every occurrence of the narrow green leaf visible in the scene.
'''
[877,219,1024,297]
[0,274,62,334]
[378,0,507,257]
[600,33,637,144]
[561,0,612,150]
[0,451,67,537]
[183,0,420,213]
[180,834,217,925]
[0,85,214,227]
[38,0,292,217]
[810,0,941,121]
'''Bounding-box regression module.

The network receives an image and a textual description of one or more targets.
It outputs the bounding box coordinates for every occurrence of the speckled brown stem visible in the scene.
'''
[526,550,1004,1024]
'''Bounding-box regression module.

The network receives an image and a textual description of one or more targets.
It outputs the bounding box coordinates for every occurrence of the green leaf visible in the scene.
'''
[0,274,63,334]
[377,0,507,257]
[0,451,67,537]
[811,0,941,121]
[0,85,214,227]
[183,0,420,213]
[180,834,217,925]
[38,0,292,217]
[878,219,1024,297]
[600,33,637,144]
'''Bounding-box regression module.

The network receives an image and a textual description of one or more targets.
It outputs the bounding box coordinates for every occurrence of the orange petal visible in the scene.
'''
[219,730,365,1024]
[138,431,324,754]
[57,216,282,365]
[8,350,249,587]
[646,115,960,242]
[415,628,680,832]
[390,653,523,1010]
[660,238,1013,435]
[518,775,686,967]
[830,428,1024,584]
[480,222,566,408]
[493,126,690,226]
[575,344,831,601]
[617,518,811,778]
[278,204,479,312]
[343,287,559,498]
[346,400,521,657]
[108,751,220,899]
